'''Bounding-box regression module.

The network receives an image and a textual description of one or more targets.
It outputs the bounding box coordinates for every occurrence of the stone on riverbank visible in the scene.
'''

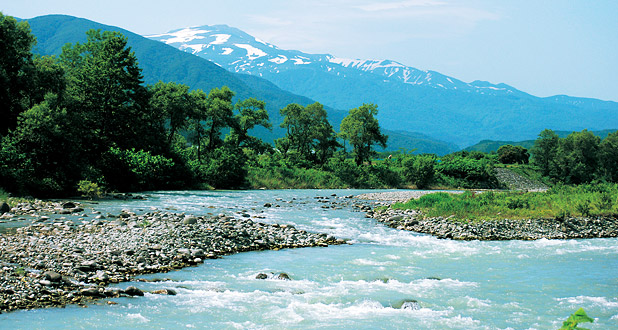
[369,207,618,240]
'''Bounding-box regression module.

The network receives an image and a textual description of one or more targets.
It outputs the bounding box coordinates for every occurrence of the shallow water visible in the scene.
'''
[2,189,617,329]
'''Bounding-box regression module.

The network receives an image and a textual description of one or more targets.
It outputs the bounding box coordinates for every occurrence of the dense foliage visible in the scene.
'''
[531,129,618,184]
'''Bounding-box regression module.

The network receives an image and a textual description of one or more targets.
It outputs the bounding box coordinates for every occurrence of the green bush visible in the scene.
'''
[197,146,247,189]
[77,180,104,199]
[102,147,176,191]
[403,155,435,189]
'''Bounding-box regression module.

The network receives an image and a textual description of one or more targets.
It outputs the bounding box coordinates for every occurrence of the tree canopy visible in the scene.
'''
[339,103,387,165]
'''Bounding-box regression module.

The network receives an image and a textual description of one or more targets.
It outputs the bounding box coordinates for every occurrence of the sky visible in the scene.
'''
[2,0,617,101]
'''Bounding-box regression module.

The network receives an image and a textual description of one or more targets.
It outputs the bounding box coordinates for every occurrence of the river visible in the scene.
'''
[1,189,617,329]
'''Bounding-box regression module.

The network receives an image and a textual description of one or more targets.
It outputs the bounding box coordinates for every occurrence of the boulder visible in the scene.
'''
[0,201,10,214]
[151,289,177,295]
[123,286,144,296]
[255,273,268,279]
[43,271,62,282]
[276,273,291,280]
[62,202,76,209]
[392,299,421,310]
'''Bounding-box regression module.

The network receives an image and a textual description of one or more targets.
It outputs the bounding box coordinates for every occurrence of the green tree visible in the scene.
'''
[60,29,162,154]
[307,103,340,166]
[0,95,81,195]
[599,131,618,182]
[203,86,235,154]
[532,129,560,176]
[149,81,192,145]
[497,144,529,164]
[277,102,338,166]
[0,13,37,135]
[403,155,435,189]
[226,97,272,151]
[556,130,600,184]
[339,103,388,166]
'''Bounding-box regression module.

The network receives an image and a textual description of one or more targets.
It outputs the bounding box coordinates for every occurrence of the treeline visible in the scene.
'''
[531,129,618,184]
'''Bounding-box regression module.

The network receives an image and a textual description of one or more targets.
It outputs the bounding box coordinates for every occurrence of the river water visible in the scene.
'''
[1,189,617,329]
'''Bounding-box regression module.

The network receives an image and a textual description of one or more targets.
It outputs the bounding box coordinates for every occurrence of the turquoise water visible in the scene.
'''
[2,190,617,329]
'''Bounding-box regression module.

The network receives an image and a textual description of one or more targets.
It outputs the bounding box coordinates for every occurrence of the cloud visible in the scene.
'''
[356,0,447,12]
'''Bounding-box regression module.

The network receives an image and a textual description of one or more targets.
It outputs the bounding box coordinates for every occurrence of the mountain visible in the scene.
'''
[20,15,455,154]
[147,25,618,147]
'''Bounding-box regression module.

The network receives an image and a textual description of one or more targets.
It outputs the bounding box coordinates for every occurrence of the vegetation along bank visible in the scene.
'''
[358,184,618,240]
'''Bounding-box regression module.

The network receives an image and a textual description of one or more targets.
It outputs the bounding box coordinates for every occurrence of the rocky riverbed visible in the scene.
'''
[356,191,618,240]
[0,202,344,313]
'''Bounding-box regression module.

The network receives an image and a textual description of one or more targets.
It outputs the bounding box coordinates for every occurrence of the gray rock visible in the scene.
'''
[151,289,176,295]
[43,271,62,282]
[0,201,10,214]
[62,202,76,209]
[276,273,291,280]
[256,273,268,279]
[81,287,105,297]
[123,286,144,296]
[183,216,198,225]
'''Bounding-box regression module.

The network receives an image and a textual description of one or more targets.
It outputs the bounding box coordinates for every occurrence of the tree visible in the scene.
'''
[531,129,559,176]
[556,130,600,184]
[339,103,388,166]
[0,13,37,135]
[150,81,192,145]
[403,155,435,189]
[60,29,162,154]
[306,103,340,165]
[0,95,81,195]
[226,97,272,151]
[203,86,234,153]
[277,102,338,166]
[599,131,618,182]
[497,145,529,164]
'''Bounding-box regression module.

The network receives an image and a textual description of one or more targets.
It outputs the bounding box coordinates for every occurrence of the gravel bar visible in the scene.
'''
[0,201,345,313]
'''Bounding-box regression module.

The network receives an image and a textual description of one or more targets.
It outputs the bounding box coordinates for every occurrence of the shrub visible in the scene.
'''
[403,155,435,189]
[77,180,104,199]
[102,147,175,191]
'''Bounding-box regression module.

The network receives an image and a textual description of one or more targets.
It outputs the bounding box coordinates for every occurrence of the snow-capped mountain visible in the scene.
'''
[147,25,519,96]
[147,25,618,147]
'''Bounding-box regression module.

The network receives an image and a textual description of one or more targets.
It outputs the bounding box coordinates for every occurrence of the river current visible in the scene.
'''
[1,189,617,329]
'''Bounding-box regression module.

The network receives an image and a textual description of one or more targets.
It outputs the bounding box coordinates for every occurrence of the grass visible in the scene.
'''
[390,183,618,222]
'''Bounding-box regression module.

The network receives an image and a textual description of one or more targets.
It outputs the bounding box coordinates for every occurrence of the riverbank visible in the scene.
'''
[0,201,344,313]
[357,190,618,240]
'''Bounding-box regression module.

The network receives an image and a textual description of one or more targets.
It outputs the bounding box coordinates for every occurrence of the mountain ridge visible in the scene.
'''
[147,24,618,147]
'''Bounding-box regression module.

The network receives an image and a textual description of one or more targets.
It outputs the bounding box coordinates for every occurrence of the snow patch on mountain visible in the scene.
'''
[211,34,231,45]
[234,44,267,59]
[147,27,209,44]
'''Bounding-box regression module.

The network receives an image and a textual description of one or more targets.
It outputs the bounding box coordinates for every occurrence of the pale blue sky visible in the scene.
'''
[2,0,617,101]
